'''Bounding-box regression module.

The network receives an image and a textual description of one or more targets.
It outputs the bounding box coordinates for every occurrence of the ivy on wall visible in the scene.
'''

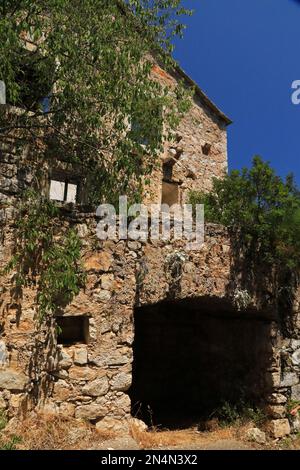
[3,190,85,321]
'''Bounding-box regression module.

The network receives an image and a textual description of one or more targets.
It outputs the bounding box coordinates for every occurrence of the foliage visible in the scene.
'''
[3,190,85,320]
[0,0,193,204]
[189,156,300,270]
[287,399,300,415]
[0,435,22,450]
[213,400,266,428]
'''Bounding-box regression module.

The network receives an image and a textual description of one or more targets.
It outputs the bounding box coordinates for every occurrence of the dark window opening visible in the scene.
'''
[161,181,179,207]
[202,143,212,156]
[56,316,89,345]
[163,162,174,182]
[129,298,272,429]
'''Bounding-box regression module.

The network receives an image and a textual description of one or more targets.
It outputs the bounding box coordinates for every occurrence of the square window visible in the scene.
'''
[50,179,65,202]
[49,178,78,203]
[202,143,212,156]
[56,316,89,345]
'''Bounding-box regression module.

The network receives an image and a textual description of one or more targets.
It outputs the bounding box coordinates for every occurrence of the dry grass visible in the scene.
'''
[129,420,251,450]
[2,413,116,450]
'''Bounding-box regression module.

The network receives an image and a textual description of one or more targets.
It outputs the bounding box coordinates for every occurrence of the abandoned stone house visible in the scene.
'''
[0,49,300,439]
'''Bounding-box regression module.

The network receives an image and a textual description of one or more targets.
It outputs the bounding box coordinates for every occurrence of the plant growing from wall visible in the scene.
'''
[189,156,300,320]
[189,156,300,270]
[3,190,85,321]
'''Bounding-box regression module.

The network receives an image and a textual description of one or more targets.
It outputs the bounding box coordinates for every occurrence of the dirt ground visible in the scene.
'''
[1,414,300,451]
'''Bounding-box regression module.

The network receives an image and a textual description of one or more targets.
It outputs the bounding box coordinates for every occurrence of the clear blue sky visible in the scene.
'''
[173,0,300,183]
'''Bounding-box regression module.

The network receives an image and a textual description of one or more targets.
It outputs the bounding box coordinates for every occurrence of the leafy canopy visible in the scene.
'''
[0,0,193,203]
[3,190,85,320]
[189,156,300,269]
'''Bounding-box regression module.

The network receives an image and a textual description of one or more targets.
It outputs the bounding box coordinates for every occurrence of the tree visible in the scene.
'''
[189,156,300,270]
[0,0,193,204]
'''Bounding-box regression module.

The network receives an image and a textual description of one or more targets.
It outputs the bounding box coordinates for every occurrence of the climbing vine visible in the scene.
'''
[3,190,85,321]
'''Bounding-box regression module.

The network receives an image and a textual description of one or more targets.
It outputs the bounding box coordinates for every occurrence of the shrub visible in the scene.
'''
[189,156,300,270]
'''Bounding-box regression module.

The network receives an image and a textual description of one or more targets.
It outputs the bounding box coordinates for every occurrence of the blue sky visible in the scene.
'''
[173,0,300,182]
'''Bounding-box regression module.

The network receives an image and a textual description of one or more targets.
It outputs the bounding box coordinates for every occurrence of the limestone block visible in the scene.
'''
[0,369,28,391]
[110,372,132,392]
[266,371,281,388]
[0,340,8,367]
[82,376,109,397]
[43,403,59,415]
[58,348,73,369]
[128,417,148,433]
[265,405,286,419]
[90,350,131,368]
[290,414,300,433]
[74,347,88,366]
[291,384,300,401]
[75,403,108,420]
[245,427,266,444]
[95,289,112,302]
[268,419,290,438]
[84,252,113,272]
[69,366,97,381]
[291,340,300,350]
[95,416,129,433]
[9,393,25,409]
[101,274,114,290]
[291,350,300,366]
[267,393,287,405]
[59,402,75,418]
[280,372,299,387]
[112,393,131,416]
[53,380,71,402]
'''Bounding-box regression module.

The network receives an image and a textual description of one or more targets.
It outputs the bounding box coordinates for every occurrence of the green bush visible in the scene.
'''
[213,400,266,428]
[189,156,300,270]
[0,435,22,450]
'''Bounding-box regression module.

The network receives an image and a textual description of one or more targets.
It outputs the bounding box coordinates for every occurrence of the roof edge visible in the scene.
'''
[175,65,232,126]
[115,0,232,125]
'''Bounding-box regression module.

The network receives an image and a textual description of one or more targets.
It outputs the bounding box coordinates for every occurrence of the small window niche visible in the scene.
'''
[161,181,179,207]
[56,316,89,345]
[202,143,212,156]
[49,176,78,203]
[162,161,174,182]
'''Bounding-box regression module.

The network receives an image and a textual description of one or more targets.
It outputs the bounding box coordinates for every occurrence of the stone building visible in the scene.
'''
[0,58,300,439]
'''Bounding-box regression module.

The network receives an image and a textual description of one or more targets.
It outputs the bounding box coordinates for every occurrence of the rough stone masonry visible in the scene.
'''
[0,63,299,439]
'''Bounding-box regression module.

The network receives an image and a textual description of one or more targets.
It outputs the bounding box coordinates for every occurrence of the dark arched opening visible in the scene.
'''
[129,297,273,429]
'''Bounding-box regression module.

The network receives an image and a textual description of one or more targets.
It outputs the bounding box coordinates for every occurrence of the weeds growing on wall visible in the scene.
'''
[3,190,85,321]
[189,156,300,270]
[189,157,300,324]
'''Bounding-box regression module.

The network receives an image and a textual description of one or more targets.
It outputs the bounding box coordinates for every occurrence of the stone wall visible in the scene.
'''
[0,78,299,438]
[143,65,228,206]
[0,204,299,436]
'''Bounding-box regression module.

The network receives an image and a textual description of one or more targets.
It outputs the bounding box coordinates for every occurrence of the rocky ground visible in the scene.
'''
[1,413,299,450]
